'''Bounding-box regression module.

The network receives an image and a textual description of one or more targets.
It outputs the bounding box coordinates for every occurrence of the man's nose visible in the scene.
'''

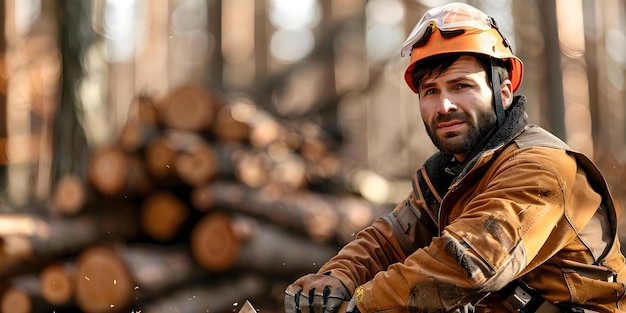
[436,95,457,114]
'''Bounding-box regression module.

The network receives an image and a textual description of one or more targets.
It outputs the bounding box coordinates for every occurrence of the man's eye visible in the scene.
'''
[424,89,437,95]
[456,84,469,89]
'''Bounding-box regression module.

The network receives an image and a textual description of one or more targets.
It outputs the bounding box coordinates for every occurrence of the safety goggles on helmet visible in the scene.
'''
[401,2,504,57]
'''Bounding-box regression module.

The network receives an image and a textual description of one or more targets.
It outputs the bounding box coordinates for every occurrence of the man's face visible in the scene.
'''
[417,56,498,160]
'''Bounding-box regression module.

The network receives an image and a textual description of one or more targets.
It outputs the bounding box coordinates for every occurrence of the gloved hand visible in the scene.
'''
[285,271,350,313]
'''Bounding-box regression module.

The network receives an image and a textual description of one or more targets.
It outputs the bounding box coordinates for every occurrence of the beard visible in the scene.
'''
[424,110,497,155]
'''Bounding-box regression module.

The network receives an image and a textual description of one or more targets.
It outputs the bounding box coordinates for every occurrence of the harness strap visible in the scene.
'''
[500,281,599,313]
[491,58,506,129]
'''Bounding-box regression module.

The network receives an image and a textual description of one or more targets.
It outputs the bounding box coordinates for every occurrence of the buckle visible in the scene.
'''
[506,286,532,311]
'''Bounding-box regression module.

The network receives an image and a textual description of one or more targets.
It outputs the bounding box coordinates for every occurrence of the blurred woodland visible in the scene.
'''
[0,0,625,312]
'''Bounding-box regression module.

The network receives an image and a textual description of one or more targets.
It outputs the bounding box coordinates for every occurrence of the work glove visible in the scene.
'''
[285,271,350,313]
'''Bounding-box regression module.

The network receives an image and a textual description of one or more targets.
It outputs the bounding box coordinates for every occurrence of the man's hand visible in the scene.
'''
[285,272,350,313]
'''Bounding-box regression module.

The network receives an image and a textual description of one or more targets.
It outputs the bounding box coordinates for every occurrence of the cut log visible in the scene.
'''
[159,84,220,132]
[143,130,234,186]
[189,212,240,271]
[191,182,387,244]
[140,276,265,313]
[190,212,338,274]
[174,141,219,186]
[51,174,87,216]
[248,112,287,148]
[0,209,139,273]
[74,246,134,313]
[39,261,76,306]
[87,145,130,196]
[87,147,153,198]
[117,96,160,153]
[0,275,51,313]
[229,149,271,188]
[139,191,189,242]
[74,244,206,313]
[144,136,177,179]
[228,142,340,190]
[265,150,309,190]
[210,104,251,143]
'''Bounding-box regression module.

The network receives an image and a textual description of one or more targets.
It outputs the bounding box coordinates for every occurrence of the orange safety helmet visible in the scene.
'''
[401,2,523,94]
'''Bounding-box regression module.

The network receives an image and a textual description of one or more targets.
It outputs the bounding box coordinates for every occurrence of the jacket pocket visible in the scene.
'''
[562,268,625,304]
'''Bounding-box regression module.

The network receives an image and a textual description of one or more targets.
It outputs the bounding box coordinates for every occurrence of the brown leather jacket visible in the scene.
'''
[318,97,626,313]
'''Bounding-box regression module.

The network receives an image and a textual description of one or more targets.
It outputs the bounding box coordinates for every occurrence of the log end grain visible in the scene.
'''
[75,246,134,313]
[145,138,177,179]
[231,151,270,188]
[211,105,250,143]
[87,146,129,196]
[160,84,219,132]
[0,288,31,313]
[175,144,218,187]
[190,212,240,271]
[52,175,86,215]
[140,192,189,242]
[190,185,215,211]
[39,264,74,305]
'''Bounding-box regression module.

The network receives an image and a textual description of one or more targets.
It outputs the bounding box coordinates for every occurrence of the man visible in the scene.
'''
[285,2,626,313]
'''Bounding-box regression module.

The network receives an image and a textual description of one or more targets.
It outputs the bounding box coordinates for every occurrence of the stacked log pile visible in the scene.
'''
[0,84,392,313]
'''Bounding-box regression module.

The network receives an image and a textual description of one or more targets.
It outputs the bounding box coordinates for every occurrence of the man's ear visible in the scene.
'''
[500,79,514,110]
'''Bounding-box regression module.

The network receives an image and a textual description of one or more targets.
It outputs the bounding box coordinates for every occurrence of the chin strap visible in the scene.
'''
[491,58,506,129]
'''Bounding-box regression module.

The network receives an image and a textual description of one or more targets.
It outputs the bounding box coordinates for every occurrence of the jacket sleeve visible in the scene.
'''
[317,170,441,295]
